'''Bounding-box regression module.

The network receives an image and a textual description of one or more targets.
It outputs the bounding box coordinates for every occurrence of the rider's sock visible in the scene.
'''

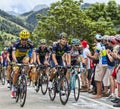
[35,82,37,86]
[12,85,15,91]
[49,79,52,82]
[7,80,10,83]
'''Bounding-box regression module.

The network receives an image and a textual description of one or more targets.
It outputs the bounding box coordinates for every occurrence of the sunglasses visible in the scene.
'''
[74,45,79,46]
[41,43,46,45]
[21,39,28,41]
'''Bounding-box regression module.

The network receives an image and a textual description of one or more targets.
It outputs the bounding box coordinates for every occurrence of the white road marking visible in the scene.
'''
[80,95,119,109]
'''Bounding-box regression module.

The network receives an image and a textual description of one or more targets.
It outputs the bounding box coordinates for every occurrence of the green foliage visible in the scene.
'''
[33,0,91,42]
[85,0,120,34]
[33,0,117,47]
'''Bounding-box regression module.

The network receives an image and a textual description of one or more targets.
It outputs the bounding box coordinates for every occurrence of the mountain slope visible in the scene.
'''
[20,8,49,29]
[0,7,48,40]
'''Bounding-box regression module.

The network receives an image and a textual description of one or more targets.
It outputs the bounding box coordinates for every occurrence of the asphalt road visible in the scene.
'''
[0,82,119,109]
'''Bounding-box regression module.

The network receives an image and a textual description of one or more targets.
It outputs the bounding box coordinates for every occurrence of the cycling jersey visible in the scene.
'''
[71,50,79,60]
[2,51,8,66]
[12,40,34,58]
[70,49,80,65]
[50,43,71,67]
[36,47,49,57]
[96,42,107,65]
[28,49,33,58]
[52,43,71,59]
[36,47,49,64]
[8,46,13,61]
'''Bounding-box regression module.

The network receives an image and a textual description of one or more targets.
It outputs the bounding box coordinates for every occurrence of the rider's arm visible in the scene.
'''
[37,54,41,65]
[66,53,71,66]
[66,45,71,66]
[45,53,49,61]
[52,44,58,65]
[52,53,58,65]
[32,51,37,64]
[12,50,17,62]
[0,55,3,64]
[7,53,11,62]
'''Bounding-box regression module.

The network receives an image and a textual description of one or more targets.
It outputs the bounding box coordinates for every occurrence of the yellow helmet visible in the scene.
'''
[19,30,30,39]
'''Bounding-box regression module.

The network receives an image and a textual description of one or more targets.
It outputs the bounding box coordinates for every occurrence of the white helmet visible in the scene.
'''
[103,35,109,41]
[95,34,103,41]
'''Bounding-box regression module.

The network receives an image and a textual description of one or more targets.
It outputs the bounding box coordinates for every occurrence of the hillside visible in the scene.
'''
[0,8,48,36]
[20,8,49,29]
[0,7,48,48]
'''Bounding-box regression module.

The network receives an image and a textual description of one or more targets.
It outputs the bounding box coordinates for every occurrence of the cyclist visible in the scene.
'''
[11,30,34,98]
[1,47,9,76]
[6,42,14,88]
[70,38,81,84]
[2,47,9,67]
[49,32,71,89]
[87,34,107,99]
[34,39,49,91]
[0,51,3,79]
[70,38,80,65]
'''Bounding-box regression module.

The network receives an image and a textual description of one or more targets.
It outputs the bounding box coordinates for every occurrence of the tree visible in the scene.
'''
[33,0,116,47]
[33,0,92,42]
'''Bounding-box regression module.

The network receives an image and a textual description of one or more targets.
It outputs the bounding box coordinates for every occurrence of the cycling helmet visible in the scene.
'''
[108,36,116,45]
[59,32,67,39]
[19,30,30,39]
[94,34,103,41]
[71,38,80,45]
[40,39,47,44]
[115,34,120,43]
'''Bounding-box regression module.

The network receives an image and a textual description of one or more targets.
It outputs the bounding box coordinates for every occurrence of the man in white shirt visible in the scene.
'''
[81,40,91,91]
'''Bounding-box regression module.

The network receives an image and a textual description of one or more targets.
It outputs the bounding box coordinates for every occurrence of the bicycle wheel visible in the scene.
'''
[1,71,5,85]
[49,79,56,101]
[59,76,69,105]
[20,75,27,107]
[16,85,20,103]
[41,73,48,95]
[74,75,80,101]
[35,78,41,92]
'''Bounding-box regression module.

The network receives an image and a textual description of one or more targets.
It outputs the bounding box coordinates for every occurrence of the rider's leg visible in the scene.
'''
[6,65,12,87]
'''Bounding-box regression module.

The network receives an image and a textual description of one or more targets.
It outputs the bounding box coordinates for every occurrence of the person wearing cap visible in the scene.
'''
[81,40,91,92]
[102,36,116,98]
[111,35,120,107]
[103,35,109,48]
[87,34,107,99]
